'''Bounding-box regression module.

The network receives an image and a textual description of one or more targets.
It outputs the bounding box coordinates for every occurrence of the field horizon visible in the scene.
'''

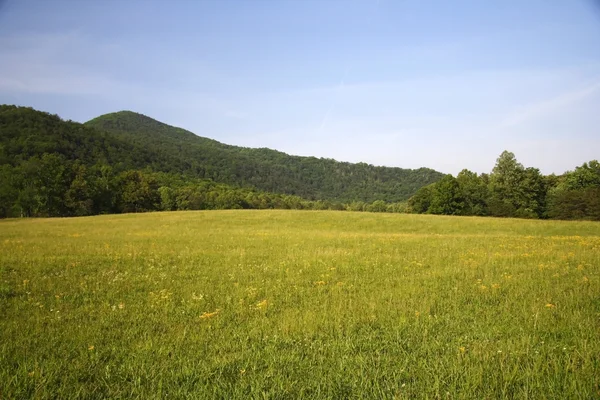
[1,210,599,398]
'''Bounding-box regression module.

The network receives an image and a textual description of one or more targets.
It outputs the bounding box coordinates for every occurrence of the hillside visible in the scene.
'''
[85,111,444,202]
[0,106,329,217]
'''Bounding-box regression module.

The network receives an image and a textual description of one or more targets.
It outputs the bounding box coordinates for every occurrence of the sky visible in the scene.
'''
[0,0,599,175]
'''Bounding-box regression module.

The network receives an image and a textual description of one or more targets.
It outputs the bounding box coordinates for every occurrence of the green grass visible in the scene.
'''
[1,210,599,399]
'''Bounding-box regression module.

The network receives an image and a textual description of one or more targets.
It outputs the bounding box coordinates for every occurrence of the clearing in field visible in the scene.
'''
[1,210,599,398]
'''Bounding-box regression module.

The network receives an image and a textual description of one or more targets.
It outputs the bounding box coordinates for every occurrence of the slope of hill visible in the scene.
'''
[0,106,325,217]
[0,105,443,204]
[0,105,145,168]
[85,111,444,202]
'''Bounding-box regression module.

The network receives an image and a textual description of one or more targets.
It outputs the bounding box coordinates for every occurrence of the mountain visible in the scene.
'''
[0,105,443,205]
[2,105,596,221]
[0,105,174,171]
[85,111,444,202]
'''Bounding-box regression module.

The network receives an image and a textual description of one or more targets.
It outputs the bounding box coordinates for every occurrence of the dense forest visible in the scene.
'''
[1,105,597,220]
[85,110,443,202]
[407,151,600,220]
[0,105,415,217]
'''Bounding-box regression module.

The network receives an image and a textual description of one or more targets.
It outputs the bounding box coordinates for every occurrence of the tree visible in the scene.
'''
[428,175,464,215]
[158,186,177,211]
[116,170,159,213]
[488,151,525,217]
[0,164,19,218]
[90,164,118,214]
[456,169,488,216]
[517,167,547,218]
[546,160,600,220]
[407,185,433,213]
[65,163,94,216]
[367,200,387,213]
[563,160,600,190]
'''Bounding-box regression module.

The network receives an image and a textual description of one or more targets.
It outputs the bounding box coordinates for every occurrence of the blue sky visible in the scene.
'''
[1,0,599,175]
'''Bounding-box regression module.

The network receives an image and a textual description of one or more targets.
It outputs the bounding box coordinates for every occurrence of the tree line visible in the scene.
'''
[1,106,597,220]
[407,151,600,220]
[0,153,409,218]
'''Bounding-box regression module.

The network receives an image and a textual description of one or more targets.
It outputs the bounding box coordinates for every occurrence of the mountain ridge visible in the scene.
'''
[87,110,432,170]
[84,109,445,202]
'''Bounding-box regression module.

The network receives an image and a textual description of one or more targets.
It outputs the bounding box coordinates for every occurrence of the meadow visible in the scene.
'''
[0,210,599,399]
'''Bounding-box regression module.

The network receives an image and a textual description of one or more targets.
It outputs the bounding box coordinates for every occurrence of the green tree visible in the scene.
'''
[488,151,525,217]
[88,164,118,214]
[407,185,433,214]
[517,167,547,218]
[563,160,600,190]
[0,164,19,218]
[65,163,94,216]
[367,200,387,213]
[22,154,72,217]
[346,201,366,212]
[428,175,464,215]
[456,169,488,216]
[116,170,159,213]
[158,186,177,211]
[546,160,600,220]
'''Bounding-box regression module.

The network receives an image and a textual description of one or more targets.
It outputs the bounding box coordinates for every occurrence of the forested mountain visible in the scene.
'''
[0,106,166,170]
[85,111,444,202]
[0,105,437,217]
[5,105,595,221]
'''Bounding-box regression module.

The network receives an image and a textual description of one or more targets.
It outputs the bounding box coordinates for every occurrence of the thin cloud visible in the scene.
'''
[501,80,600,127]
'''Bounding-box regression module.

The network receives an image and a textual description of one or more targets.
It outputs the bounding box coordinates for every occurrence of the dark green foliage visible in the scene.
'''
[366,200,387,213]
[2,105,598,221]
[456,169,488,216]
[545,161,600,220]
[85,110,444,203]
[547,188,600,220]
[0,105,445,217]
[0,105,156,170]
[487,152,547,218]
[65,163,94,216]
[428,175,464,215]
[562,160,600,190]
[116,170,160,213]
[407,185,434,214]
[407,151,599,221]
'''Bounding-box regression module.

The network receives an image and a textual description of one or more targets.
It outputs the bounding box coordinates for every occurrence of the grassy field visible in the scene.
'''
[1,210,599,399]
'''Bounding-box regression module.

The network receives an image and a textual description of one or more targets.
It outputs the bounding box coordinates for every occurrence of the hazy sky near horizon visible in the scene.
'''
[1,0,599,175]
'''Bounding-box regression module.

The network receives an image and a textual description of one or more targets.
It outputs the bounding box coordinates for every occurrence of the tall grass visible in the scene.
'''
[1,211,599,398]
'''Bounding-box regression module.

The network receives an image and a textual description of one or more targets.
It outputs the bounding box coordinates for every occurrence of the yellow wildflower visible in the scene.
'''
[256,299,268,309]
[545,303,555,308]
[199,310,220,319]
